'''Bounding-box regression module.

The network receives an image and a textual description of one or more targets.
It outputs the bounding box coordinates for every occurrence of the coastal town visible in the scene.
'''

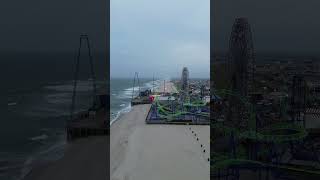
[111,67,210,180]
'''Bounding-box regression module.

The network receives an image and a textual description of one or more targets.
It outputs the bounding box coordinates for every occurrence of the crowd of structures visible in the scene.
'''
[131,69,210,125]
[211,18,320,179]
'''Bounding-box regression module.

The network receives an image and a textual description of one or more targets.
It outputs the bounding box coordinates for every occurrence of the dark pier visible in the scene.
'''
[66,35,108,141]
[67,94,108,140]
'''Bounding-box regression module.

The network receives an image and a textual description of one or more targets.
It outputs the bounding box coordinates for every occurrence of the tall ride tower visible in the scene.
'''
[181,67,189,101]
[226,18,255,128]
[228,17,255,96]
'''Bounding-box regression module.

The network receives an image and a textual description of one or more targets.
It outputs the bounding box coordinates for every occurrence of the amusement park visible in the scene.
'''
[211,18,320,179]
[130,68,210,125]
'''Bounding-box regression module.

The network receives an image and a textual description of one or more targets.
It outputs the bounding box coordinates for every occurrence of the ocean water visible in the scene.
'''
[2,53,106,180]
[110,78,162,125]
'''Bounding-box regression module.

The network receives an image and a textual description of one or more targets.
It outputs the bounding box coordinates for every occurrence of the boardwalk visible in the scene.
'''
[154,81,178,94]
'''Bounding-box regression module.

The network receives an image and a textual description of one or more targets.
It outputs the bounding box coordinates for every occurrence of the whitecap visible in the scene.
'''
[44,80,102,92]
[8,102,17,106]
[124,86,140,92]
[29,134,48,141]
[45,93,71,104]
[110,104,132,126]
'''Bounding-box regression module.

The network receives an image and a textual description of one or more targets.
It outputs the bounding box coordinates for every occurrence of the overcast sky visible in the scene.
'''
[1,0,106,53]
[213,0,320,55]
[110,0,210,79]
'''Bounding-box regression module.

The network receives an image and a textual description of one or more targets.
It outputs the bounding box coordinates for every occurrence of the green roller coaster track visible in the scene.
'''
[152,96,209,121]
[211,89,316,175]
[212,89,307,142]
[211,158,320,176]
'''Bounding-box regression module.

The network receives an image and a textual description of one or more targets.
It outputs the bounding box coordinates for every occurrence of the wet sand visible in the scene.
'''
[24,136,109,180]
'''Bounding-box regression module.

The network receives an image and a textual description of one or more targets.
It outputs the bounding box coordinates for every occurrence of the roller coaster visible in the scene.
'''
[211,17,320,179]
[211,89,320,179]
[146,94,210,124]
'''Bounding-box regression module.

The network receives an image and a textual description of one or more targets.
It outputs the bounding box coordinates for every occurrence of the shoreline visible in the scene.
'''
[111,81,210,180]
[110,78,163,126]
[110,79,170,127]
[110,104,132,126]
[23,80,209,180]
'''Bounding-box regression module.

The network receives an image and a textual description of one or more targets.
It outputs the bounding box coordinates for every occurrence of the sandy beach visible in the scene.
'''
[24,81,209,180]
[154,81,178,93]
[24,136,109,180]
[111,81,210,180]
